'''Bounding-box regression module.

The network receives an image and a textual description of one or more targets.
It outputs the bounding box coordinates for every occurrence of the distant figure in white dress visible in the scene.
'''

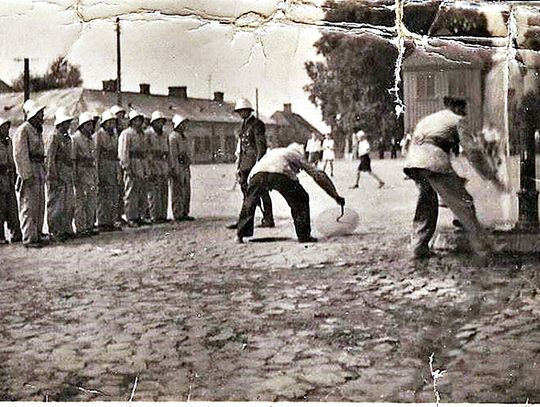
[322,134,335,177]
[350,131,385,189]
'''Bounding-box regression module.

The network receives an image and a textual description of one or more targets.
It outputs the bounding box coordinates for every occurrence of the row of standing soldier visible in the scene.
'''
[2,100,193,248]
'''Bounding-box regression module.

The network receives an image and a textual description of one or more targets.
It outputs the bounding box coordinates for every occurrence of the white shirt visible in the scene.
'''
[357,140,370,156]
[249,146,309,181]
[322,139,334,151]
[306,137,322,153]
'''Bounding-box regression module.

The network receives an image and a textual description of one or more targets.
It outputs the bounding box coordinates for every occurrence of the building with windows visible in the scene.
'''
[402,47,485,135]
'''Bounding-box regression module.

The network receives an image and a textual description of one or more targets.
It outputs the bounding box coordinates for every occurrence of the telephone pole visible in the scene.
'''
[23,58,30,102]
[255,88,259,119]
[116,17,122,105]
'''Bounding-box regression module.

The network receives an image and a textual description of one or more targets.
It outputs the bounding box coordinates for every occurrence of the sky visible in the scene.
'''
[0,0,331,131]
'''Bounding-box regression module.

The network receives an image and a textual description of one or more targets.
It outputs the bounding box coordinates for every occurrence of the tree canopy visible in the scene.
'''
[12,56,82,92]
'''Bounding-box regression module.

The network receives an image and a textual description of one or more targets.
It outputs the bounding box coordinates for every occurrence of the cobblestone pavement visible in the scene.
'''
[1,160,539,402]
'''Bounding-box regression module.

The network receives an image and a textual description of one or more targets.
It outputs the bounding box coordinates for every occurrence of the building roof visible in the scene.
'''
[403,44,487,71]
[0,87,259,126]
[0,79,13,93]
[270,109,323,145]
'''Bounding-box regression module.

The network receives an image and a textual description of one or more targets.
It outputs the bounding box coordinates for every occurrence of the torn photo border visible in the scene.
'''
[1,0,540,403]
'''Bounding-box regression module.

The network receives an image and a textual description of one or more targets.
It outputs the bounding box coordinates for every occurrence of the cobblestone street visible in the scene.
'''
[1,160,539,402]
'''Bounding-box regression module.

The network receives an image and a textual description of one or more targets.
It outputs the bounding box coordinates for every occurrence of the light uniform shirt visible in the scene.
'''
[306,138,322,153]
[249,147,309,182]
[357,140,371,156]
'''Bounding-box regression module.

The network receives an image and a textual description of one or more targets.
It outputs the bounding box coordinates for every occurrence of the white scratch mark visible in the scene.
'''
[129,375,138,402]
[429,353,446,407]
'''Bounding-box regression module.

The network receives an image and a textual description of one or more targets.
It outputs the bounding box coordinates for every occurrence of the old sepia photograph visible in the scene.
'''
[1,0,540,403]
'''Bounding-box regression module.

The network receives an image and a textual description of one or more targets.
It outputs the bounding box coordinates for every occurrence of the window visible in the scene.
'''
[416,72,436,99]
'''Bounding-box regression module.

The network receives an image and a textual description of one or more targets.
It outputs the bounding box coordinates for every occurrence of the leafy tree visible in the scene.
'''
[12,56,82,92]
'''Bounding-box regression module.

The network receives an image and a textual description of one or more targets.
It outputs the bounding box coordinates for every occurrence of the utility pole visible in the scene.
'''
[116,17,122,105]
[255,88,259,119]
[23,58,30,102]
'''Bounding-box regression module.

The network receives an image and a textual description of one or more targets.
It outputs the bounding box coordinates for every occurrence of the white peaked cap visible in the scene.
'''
[151,111,166,123]
[101,109,117,124]
[23,100,45,120]
[54,107,74,126]
[172,114,188,129]
[110,105,126,115]
[128,110,143,122]
[78,111,94,128]
[0,117,11,128]
[234,98,253,111]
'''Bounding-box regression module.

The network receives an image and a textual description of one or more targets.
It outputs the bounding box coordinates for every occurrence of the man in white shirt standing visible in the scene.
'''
[235,143,345,244]
[305,132,322,166]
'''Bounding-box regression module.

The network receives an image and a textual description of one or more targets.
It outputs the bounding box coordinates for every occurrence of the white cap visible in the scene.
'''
[150,111,166,123]
[234,98,253,111]
[23,100,45,121]
[110,105,126,115]
[0,117,10,129]
[128,110,143,122]
[54,108,74,127]
[172,114,188,129]
[101,109,116,124]
[356,130,366,138]
[78,111,94,128]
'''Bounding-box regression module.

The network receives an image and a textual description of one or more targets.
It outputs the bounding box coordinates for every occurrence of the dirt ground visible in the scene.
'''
[1,158,540,402]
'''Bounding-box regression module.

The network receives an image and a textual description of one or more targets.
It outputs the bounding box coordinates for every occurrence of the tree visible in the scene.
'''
[304,1,496,155]
[12,56,82,92]
[305,32,399,155]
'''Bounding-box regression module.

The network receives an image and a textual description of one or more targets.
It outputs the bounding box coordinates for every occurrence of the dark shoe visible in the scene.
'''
[127,220,139,228]
[91,228,100,236]
[10,234,22,243]
[378,182,385,189]
[235,236,244,244]
[0,239,8,245]
[24,241,43,249]
[183,216,195,221]
[349,185,359,189]
[298,236,318,243]
[411,251,435,260]
[258,220,275,228]
[226,223,238,230]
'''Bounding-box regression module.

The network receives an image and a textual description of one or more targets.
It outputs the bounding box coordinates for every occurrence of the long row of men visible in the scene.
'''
[0,100,194,248]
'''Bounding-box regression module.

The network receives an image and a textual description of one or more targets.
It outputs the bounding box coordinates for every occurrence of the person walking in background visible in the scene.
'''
[169,114,194,222]
[227,98,274,229]
[72,112,99,237]
[118,110,147,228]
[306,132,322,167]
[377,136,386,159]
[350,131,385,189]
[0,117,22,244]
[94,110,122,232]
[404,97,507,261]
[146,111,170,223]
[390,136,398,159]
[45,108,75,242]
[13,100,47,248]
[321,133,335,177]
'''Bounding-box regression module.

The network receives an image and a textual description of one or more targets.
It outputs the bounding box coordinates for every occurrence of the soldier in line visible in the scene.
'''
[169,114,194,221]
[0,118,22,244]
[110,105,127,225]
[139,114,153,224]
[45,108,76,242]
[118,110,147,227]
[72,112,99,237]
[12,100,47,248]
[94,110,122,232]
[227,98,273,229]
[146,111,170,223]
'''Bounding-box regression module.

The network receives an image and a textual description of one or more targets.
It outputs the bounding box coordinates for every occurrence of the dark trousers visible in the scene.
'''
[238,169,273,224]
[237,172,310,239]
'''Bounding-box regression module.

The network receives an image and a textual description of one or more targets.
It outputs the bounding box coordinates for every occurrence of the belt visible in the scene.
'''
[100,150,118,160]
[76,157,95,167]
[30,154,45,163]
[130,151,146,159]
